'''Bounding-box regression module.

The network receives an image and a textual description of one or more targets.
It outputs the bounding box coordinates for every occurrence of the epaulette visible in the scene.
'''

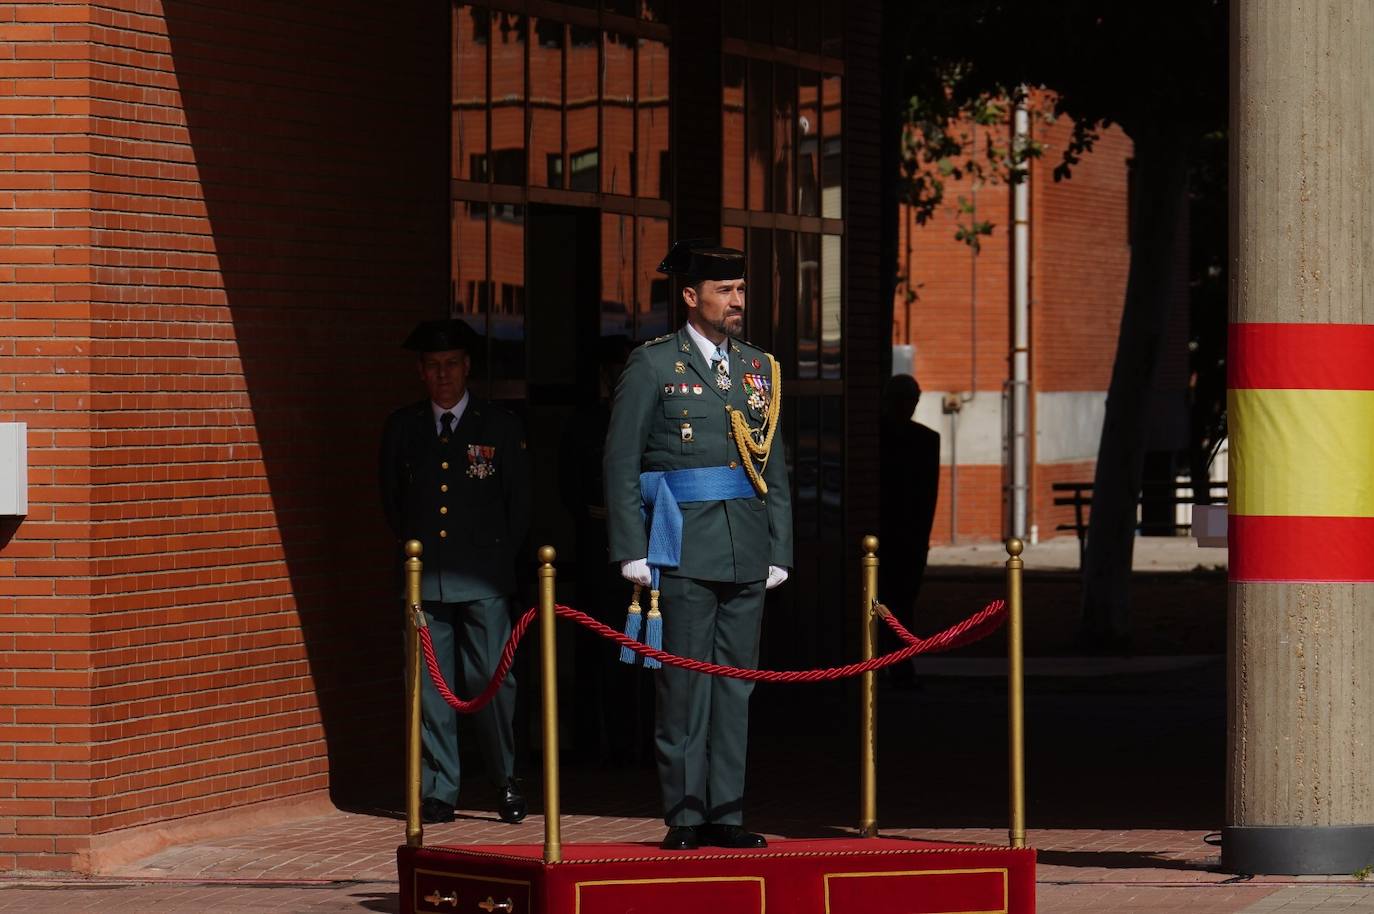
[641,334,674,347]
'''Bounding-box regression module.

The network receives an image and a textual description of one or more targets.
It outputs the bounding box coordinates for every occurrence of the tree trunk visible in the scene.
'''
[1080,124,1189,648]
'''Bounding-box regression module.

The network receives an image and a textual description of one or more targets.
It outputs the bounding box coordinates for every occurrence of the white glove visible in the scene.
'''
[620,558,652,587]
[766,565,789,590]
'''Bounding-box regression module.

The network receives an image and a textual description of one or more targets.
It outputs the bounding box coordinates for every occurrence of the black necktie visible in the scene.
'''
[440,411,454,443]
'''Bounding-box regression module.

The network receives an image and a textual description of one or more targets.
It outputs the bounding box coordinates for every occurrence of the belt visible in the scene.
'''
[640,465,756,587]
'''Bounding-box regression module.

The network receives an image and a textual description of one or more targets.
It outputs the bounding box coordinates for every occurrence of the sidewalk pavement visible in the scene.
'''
[6,536,1361,914]
[927,533,1227,573]
[2,808,1372,912]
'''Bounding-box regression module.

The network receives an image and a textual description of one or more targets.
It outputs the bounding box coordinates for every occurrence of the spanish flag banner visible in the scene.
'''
[1229,322,1374,582]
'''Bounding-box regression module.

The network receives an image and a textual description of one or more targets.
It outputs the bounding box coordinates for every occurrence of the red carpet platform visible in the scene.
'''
[398,836,1036,913]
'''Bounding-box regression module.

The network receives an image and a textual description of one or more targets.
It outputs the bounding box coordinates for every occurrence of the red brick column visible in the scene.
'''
[1,1,448,871]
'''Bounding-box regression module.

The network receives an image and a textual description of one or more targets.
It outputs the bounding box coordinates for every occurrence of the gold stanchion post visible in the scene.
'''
[404,540,424,849]
[1005,537,1026,849]
[859,535,879,838]
[537,546,562,863]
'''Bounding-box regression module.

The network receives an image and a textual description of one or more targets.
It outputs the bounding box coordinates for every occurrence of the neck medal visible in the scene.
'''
[715,357,732,391]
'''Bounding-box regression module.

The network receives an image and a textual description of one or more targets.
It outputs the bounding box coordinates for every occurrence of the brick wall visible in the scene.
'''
[0,1,448,872]
[893,106,1132,544]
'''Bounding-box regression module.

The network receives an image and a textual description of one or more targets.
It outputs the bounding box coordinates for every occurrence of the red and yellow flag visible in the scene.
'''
[1228,323,1374,582]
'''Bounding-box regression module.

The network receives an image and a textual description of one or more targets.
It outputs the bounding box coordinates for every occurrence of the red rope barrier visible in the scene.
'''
[418,599,1008,712]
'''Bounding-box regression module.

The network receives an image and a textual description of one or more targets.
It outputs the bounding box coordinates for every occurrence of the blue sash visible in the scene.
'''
[640,465,756,587]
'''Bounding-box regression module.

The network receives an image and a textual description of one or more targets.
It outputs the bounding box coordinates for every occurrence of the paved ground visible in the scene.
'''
[5,539,1371,913]
[928,534,1228,573]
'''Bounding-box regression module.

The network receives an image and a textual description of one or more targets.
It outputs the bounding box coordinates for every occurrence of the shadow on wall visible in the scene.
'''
[161,1,450,807]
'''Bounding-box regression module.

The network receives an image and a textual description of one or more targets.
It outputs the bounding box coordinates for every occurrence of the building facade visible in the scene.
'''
[0,0,884,872]
[892,115,1166,545]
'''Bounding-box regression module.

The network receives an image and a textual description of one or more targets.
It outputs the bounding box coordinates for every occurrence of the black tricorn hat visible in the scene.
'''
[402,318,478,353]
[658,238,746,281]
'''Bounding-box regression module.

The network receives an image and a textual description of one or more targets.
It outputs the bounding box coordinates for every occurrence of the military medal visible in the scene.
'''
[663,383,674,395]
[466,444,496,479]
[679,382,690,394]
[674,361,686,374]
[715,359,732,391]
[753,358,761,369]
[680,422,693,442]
[743,372,771,412]
[692,383,703,395]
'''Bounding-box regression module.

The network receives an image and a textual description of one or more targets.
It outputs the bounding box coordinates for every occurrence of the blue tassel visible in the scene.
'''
[619,586,643,665]
[643,591,663,670]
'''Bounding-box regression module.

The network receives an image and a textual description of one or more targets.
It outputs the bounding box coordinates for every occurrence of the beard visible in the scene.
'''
[709,311,745,338]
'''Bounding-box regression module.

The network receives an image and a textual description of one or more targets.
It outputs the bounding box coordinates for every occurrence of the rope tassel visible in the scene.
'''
[618,585,643,665]
[642,590,663,670]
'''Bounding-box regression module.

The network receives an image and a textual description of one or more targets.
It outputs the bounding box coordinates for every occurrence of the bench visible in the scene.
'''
[1052,481,1230,567]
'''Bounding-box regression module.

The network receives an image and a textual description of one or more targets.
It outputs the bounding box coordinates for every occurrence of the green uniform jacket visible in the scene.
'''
[604,327,793,583]
[379,398,531,602]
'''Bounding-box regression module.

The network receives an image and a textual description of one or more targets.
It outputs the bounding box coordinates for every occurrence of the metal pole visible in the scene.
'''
[1005,537,1026,848]
[1010,93,1032,541]
[404,540,424,849]
[859,535,879,837]
[538,546,562,863]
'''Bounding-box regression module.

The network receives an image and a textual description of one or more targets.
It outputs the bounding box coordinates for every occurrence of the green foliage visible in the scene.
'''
[894,0,1226,245]
[1354,864,1373,882]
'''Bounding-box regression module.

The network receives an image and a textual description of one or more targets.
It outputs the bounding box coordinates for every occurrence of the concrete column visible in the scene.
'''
[1226,0,1374,874]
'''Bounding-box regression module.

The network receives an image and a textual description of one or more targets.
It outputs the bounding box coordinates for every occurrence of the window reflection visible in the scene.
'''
[636,217,670,339]
[640,0,672,23]
[637,38,669,199]
[821,234,842,378]
[453,6,488,182]
[797,69,819,216]
[767,230,795,359]
[490,11,526,185]
[723,56,746,209]
[602,32,635,195]
[746,59,771,211]
[601,213,633,337]
[797,233,819,378]
[567,25,599,191]
[489,204,525,378]
[747,225,772,358]
[772,64,795,215]
[529,19,564,188]
[453,201,488,345]
[821,74,842,218]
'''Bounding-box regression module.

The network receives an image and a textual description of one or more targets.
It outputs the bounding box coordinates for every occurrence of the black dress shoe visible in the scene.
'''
[699,824,767,849]
[659,825,699,850]
[421,798,455,824]
[498,779,527,824]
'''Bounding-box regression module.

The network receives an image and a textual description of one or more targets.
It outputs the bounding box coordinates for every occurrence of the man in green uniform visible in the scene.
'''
[604,240,793,851]
[379,318,529,826]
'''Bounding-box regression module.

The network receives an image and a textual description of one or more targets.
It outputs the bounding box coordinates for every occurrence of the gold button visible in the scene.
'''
[441,461,449,470]
[440,506,448,515]
[729,461,737,469]
[440,484,448,492]
[439,530,447,538]
[682,409,689,416]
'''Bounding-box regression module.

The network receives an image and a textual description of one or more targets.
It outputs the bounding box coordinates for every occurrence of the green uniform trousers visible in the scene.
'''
[655,575,766,826]
[420,597,517,806]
